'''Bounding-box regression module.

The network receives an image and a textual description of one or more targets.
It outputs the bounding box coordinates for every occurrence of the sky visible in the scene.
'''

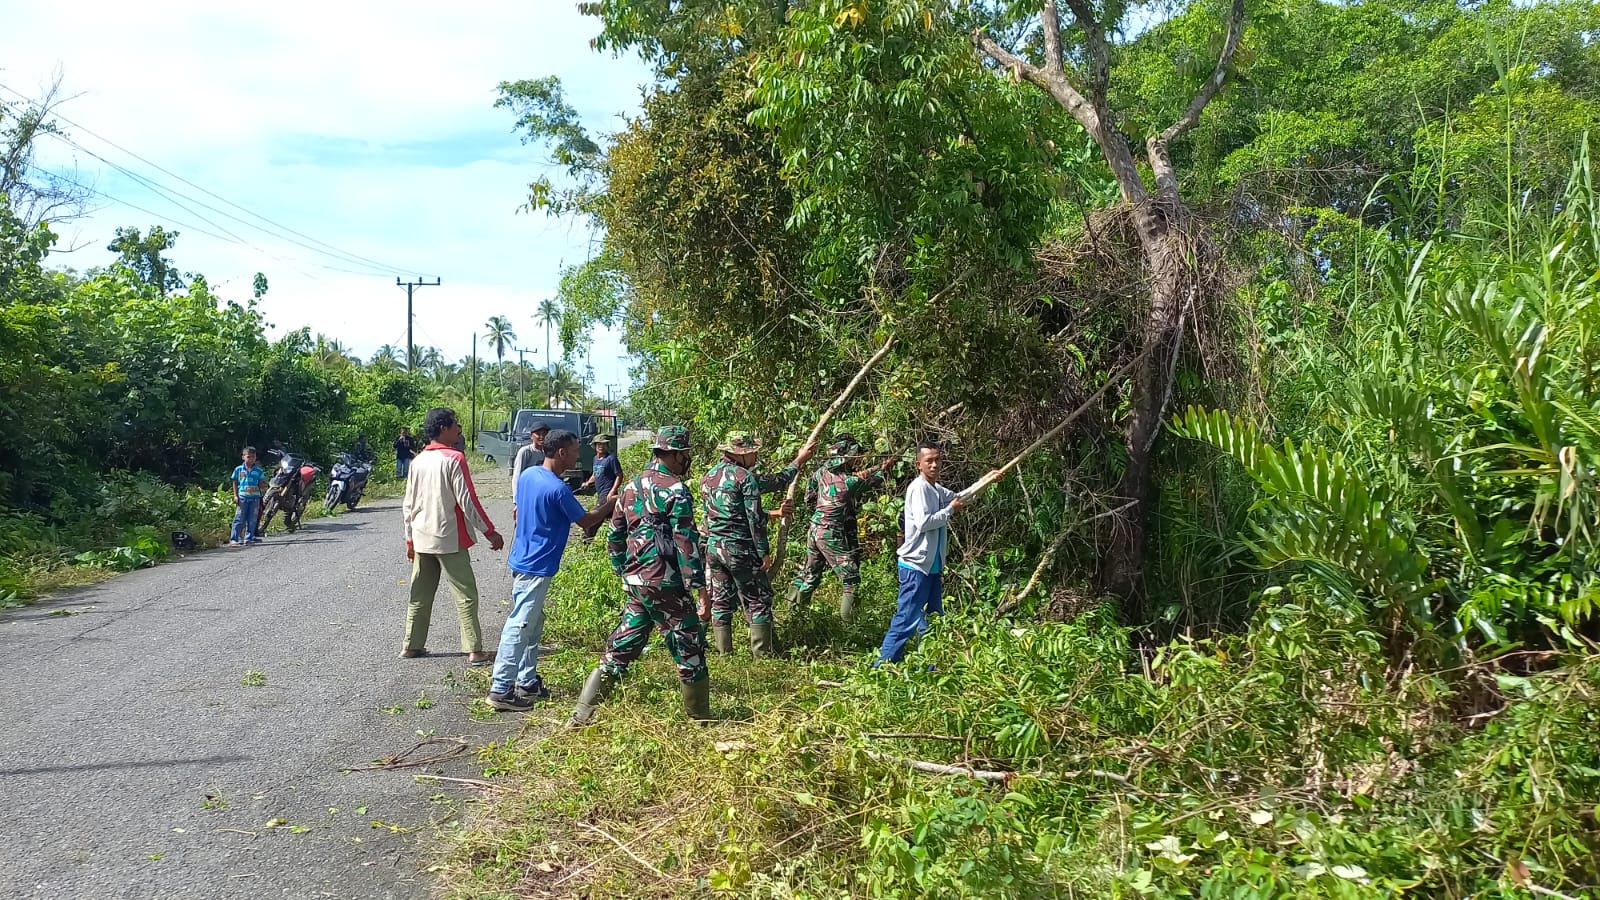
[0,0,649,402]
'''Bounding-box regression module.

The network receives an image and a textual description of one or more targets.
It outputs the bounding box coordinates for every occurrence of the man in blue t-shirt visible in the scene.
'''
[580,433,624,540]
[488,429,617,711]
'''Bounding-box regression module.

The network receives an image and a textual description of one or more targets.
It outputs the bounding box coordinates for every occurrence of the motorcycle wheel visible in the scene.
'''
[261,492,281,532]
[346,488,361,510]
[324,483,343,515]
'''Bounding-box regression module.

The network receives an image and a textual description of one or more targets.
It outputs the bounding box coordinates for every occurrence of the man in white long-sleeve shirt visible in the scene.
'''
[876,442,1001,665]
[401,407,504,664]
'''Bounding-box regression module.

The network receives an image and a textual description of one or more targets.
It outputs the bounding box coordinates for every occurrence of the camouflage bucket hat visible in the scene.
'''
[719,431,762,454]
[652,425,694,451]
[592,433,613,444]
[828,433,862,457]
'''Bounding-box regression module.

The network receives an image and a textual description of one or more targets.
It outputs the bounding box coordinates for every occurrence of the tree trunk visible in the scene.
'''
[1101,207,1188,602]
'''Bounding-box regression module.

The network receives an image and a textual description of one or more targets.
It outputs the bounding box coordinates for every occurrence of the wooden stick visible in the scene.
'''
[769,334,896,575]
[956,354,1145,501]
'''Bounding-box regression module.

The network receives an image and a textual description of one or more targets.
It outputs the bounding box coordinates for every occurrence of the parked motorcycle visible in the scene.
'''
[323,452,372,514]
[260,449,321,533]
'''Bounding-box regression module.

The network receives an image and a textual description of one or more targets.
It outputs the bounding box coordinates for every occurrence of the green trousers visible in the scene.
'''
[405,549,484,653]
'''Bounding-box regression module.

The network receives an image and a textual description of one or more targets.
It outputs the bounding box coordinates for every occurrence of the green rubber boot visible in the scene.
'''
[566,667,617,728]
[711,622,734,655]
[749,621,776,658]
[681,677,713,723]
[839,586,858,623]
[786,583,812,609]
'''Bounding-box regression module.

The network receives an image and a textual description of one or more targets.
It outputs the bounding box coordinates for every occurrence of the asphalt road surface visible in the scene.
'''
[0,457,582,900]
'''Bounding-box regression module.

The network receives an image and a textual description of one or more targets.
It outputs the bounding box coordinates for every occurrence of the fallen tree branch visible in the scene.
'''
[770,334,896,575]
[342,737,470,772]
[995,498,1139,616]
[866,751,1011,782]
[412,774,507,792]
[868,751,1150,794]
[571,822,669,881]
[864,732,966,742]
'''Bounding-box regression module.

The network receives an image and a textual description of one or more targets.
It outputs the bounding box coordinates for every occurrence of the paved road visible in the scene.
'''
[0,471,537,899]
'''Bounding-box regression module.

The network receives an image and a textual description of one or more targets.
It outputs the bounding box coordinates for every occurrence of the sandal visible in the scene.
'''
[399,648,429,659]
[467,651,496,667]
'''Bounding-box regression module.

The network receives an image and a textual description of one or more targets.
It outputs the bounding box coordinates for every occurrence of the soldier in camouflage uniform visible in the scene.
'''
[787,434,895,622]
[569,426,713,727]
[699,431,816,657]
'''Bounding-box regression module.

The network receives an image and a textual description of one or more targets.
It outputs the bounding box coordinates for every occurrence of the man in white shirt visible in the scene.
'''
[876,442,1001,665]
[510,421,551,499]
[401,407,504,665]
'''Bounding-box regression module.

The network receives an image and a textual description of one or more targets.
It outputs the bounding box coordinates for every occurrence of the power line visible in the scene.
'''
[40,129,394,277]
[0,80,437,278]
[26,164,244,246]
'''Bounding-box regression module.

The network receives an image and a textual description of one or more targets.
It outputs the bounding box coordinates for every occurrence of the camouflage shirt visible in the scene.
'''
[699,460,797,558]
[806,460,886,534]
[607,460,706,590]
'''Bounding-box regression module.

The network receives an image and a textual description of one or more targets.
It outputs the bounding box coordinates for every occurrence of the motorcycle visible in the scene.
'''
[323,452,372,514]
[260,449,321,533]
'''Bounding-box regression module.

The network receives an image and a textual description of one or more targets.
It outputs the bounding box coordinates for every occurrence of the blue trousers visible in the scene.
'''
[230,497,260,542]
[490,573,552,695]
[877,566,943,664]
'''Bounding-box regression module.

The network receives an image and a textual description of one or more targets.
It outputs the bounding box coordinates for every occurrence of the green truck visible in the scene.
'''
[477,408,617,492]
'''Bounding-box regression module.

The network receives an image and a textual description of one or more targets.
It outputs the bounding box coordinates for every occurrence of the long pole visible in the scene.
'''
[769,334,896,576]
[395,276,441,370]
[955,351,1148,500]
[470,333,478,451]
[517,348,526,411]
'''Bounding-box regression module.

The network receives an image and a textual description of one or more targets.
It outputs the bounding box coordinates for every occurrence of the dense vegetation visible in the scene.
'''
[434,0,1600,896]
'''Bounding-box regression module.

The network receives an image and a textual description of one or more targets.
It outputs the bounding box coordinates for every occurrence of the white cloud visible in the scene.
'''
[1,0,647,395]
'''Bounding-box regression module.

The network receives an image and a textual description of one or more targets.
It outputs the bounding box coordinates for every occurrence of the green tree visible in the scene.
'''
[484,314,517,398]
[535,298,560,403]
[107,225,184,295]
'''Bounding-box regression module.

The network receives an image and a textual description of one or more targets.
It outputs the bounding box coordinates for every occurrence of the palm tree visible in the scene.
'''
[312,334,353,370]
[417,346,444,371]
[535,299,560,405]
[372,344,401,370]
[484,315,516,397]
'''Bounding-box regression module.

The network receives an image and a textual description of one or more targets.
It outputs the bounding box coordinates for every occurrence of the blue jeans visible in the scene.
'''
[490,573,552,695]
[877,566,943,664]
[397,457,410,478]
[230,497,260,542]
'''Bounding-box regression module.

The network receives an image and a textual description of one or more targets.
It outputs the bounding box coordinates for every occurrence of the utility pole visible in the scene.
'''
[395,276,440,370]
[470,333,478,451]
[517,348,526,411]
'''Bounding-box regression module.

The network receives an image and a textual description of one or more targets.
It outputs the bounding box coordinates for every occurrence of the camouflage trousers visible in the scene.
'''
[601,584,710,684]
[791,525,860,592]
[707,543,774,626]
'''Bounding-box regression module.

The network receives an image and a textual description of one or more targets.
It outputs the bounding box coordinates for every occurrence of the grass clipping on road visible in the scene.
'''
[436,543,1600,898]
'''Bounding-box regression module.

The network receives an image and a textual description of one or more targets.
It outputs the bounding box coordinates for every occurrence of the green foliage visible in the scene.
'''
[443,573,1600,897]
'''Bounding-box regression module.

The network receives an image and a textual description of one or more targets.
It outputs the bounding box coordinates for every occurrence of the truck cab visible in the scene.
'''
[477,408,617,493]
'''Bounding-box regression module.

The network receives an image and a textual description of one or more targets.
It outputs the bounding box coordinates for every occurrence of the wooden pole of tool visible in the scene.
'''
[955,352,1147,501]
[768,335,896,576]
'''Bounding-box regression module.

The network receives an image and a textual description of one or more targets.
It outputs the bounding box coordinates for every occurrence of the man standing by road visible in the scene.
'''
[699,432,815,657]
[510,421,550,500]
[569,426,712,726]
[394,428,415,479]
[580,433,623,541]
[401,407,503,666]
[876,442,1002,665]
[487,429,616,711]
[788,434,895,622]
